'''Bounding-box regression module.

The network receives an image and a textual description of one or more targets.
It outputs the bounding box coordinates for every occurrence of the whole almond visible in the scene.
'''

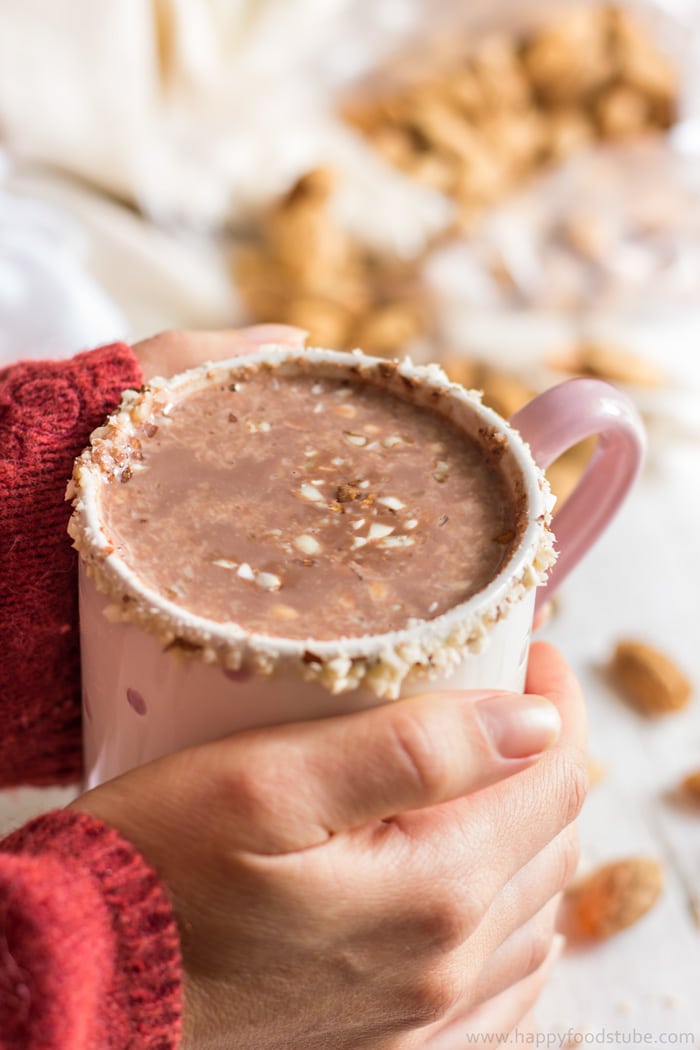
[610,640,692,716]
[566,858,664,939]
[578,344,664,388]
[680,770,700,803]
[549,344,664,388]
[587,757,607,787]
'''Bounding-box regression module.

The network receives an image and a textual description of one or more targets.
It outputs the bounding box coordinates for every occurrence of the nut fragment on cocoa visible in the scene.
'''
[300,482,324,502]
[336,483,362,503]
[565,858,664,939]
[294,534,322,555]
[609,640,692,716]
[342,431,369,447]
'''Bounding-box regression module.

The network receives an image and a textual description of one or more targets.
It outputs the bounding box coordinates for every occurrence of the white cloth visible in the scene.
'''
[0,156,127,364]
[0,0,452,254]
[0,154,241,365]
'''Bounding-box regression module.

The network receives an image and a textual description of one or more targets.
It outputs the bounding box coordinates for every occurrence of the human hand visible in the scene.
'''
[131,323,308,382]
[70,641,586,1050]
[417,641,585,1048]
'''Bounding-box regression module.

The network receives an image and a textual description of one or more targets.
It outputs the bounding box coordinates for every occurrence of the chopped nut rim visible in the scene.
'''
[67,346,556,698]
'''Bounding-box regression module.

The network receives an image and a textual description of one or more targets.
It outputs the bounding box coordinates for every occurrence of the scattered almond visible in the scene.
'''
[610,640,692,716]
[351,302,424,357]
[235,167,426,358]
[545,438,596,508]
[237,7,677,363]
[551,344,664,388]
[587,757,607,787]
[348,6,676,232]
[680,770,700,804]
[440,356,533,420]
[566,858,664,939]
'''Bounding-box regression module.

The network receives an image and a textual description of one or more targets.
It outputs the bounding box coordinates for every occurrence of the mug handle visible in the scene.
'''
[509,377,646,612]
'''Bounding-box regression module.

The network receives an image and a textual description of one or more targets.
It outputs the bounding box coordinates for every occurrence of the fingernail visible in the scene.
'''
[241,324,308,347]
[476,693,561,759]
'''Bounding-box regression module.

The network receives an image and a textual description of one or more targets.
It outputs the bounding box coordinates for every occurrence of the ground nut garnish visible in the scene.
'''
[382,435,403,448]
[334,403,357,419]
[294,534,322,555]
[257,572,282,591]
[342,431,369,447]
[71,353,554,701]
[380,535,415,548]
[300,482,324,502]
[368,523,394,541]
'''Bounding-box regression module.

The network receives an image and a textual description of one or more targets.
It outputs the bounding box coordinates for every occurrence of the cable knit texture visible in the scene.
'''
[0,809,183,1049]
[0,344,142,786]
[0,347,183,1048]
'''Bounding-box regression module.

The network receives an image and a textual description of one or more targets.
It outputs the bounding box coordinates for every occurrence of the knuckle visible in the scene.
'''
[559,825,581,889]
[540,825,581,897]
[549,749,589,828]
[414,892,469,952]
[457,876,494,937]
[220,756,278,821]
[521,926,554,981]
[405,969,463,1026]
[387,711,449,801]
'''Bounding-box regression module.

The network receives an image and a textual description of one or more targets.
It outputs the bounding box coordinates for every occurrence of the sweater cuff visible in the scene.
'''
[0,809,182,1050]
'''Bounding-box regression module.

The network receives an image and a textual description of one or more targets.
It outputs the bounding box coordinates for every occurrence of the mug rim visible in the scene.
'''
[68,345,556,697]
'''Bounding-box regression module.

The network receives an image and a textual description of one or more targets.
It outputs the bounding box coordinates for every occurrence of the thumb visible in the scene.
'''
[186,689,562,853]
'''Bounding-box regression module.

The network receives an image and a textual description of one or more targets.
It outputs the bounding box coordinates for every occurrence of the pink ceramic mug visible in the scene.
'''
[68,348,645,787]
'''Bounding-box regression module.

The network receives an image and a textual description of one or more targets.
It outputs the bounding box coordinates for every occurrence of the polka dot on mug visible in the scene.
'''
[126,687,147,716]
[223,667,252,683]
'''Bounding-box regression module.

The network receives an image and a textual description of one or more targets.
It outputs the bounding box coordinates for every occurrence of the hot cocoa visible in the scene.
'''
[98,366,522,640]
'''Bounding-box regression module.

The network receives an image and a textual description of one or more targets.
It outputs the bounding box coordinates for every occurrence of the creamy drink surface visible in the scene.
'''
[100,369,522,640]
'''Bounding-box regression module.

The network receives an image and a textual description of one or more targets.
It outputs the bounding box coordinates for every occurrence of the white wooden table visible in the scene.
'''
[535,433,700,1042]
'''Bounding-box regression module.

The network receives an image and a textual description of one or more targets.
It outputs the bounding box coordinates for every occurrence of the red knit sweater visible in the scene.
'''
[0,346,183,1049]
